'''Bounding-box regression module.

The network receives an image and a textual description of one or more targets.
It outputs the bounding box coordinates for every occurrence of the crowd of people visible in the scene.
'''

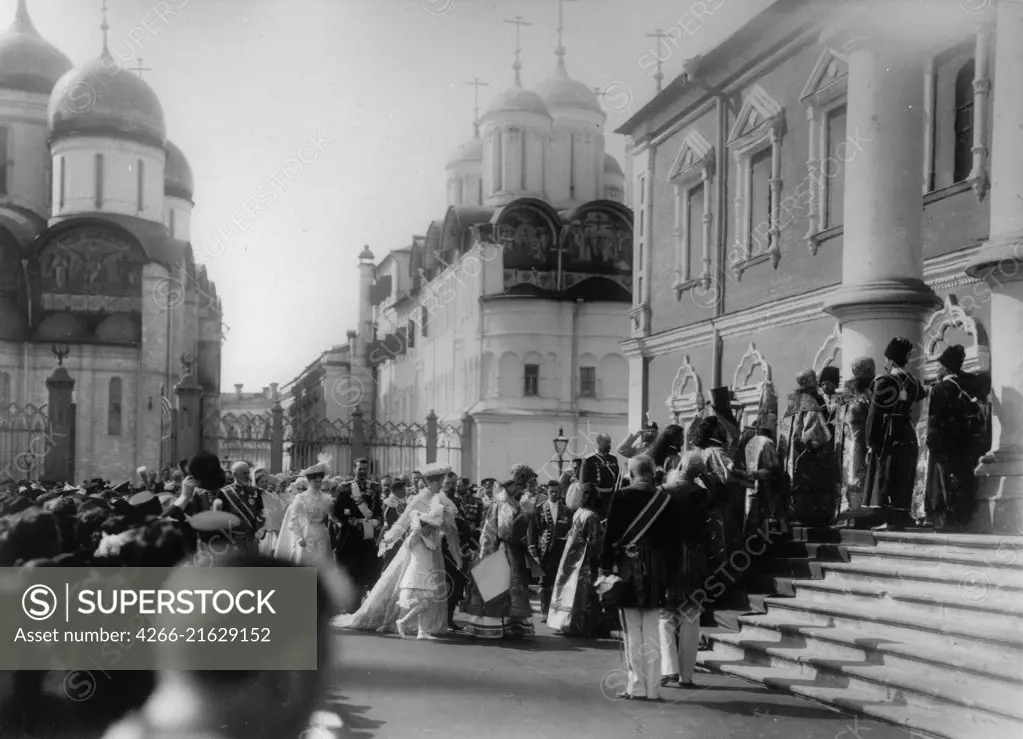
[0,334,994,726]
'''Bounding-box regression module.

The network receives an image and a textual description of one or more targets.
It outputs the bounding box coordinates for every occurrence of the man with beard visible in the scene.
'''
[214,461,265,554]
[864,337,927,531]
[779,369,838,527]
[527,479,574,620]
[333,458,383,596]
[582,433,622,517]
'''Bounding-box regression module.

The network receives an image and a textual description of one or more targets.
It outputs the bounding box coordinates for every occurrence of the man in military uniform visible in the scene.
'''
[864,337,926,531]
[527,479,574,619]
[581,432,621,517]
[214,461,265,553]
[333,458,383,595]
[925,345,982,530]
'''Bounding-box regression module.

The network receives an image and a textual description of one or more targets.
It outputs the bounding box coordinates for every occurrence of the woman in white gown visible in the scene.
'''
[275,465,334,566]
[254,468,288,557]
[333,473,460,636]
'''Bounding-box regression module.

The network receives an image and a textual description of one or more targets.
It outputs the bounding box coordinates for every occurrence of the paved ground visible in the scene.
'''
[321,618,920,739]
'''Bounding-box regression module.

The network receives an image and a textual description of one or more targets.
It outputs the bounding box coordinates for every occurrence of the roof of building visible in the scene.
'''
[49,48,167,148]
[482,84,551,120]
[533,57,602,115]
[604,153,623,175]
[0,0,72,95]
[446,135,483,168]
[165,140,194,201]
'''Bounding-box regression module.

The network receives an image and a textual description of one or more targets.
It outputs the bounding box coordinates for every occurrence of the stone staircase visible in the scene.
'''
[697,528,1023,739]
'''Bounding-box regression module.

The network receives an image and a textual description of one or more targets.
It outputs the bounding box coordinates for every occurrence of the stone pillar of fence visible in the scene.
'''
[270,398,283,474]
[460,412,475,480]
[44,347,75,483]
[351,407,368,465]
[426,409,438,464]
[175,361,204,462]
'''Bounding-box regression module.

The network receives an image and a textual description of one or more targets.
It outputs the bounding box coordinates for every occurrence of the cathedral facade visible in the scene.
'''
[0,1,221,483]
[360,42,634,480]
[619,1,1022,533]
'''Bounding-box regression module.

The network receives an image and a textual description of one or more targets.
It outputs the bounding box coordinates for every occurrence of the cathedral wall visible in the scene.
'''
[648,107,718,335]
[647,342,715,426]
[51,136,165,223]
[0,91,51,218]
[164,196,193,241]
[923,188,989,260]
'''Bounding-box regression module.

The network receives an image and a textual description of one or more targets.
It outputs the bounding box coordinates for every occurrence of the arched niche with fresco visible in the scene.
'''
[493,198,561,289]
[560,201,633,275]
[31,224,147,345]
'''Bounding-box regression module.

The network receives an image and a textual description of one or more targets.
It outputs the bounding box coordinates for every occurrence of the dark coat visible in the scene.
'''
[528,498,574,564]
[599,481,671,610]
[864,369,926,511]
[332,479,383,555]
[659,479,710,609]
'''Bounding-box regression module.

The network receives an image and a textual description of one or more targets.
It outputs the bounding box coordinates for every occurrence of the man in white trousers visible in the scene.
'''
[599,455,673,701]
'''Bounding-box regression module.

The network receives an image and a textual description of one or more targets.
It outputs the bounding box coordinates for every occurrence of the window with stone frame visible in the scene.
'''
[668,130,714,298]
[728,85,785,279]
[926,33,990,199]
[953,59,975,184]
[524,363,539,397]
[579,366,597,398]
[108,377,123,436]
[823,105,847,229]
[800,50,848,253]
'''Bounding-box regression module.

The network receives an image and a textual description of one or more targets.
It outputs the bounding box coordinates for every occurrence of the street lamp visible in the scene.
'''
[553,426,569,477]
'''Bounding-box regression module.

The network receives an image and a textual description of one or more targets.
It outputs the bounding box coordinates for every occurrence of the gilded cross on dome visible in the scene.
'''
[131,58,152,79]
[52,344,70,367]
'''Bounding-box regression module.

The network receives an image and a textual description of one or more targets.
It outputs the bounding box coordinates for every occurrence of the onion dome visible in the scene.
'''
[482,86,550,120]
[533,58,602,115]
[164,141,194,201]
[359,245,374,261]
[604,154,623,175]
[94,313,140,344]
[0,0,72,95]
[49,50,166,148]
[446,136,483,168]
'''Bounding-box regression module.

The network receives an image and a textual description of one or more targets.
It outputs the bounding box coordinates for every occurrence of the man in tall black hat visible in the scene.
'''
[864,337,927,530]
[708,386,741,456]
[818,366,842,432]
[618,417,659,461]
[925,344,983,530]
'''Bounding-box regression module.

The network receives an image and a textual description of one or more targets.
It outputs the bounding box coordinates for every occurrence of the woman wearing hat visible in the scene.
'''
[275,463,333,565]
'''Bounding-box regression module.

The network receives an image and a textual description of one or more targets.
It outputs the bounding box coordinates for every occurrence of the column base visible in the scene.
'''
[822,279,939,377]
[971,451,1023,535]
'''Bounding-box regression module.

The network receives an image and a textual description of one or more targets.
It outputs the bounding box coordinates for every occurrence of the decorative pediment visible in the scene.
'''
[669,130,714,182]
[800,49,848,108]
[728,85,784,146]
[733,342,771,392]
[666,354,705,423]
[921,294,990,379]
[813,323,842,375]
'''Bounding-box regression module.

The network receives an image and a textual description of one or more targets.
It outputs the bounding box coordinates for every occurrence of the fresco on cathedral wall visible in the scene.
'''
[560,209,632,276]
[36,228,145,313]
[495,207,559,271]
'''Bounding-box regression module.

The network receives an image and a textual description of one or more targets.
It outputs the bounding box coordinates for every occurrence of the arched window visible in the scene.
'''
[108,377,123,436]
[954,59,975,184]
[58,156,65,209]
[0,372,10,406]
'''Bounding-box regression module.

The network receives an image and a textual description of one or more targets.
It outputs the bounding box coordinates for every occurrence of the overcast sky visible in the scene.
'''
[21,0,773,391]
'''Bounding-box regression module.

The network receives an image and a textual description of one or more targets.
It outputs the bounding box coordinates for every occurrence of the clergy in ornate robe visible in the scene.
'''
[778,369,839,527]
[864,338,927,530]
[833,357,875,521]
[547,483,604,637]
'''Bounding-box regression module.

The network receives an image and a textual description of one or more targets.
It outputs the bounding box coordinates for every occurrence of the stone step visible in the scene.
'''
[788,526,877,546]
[759,556,824,580]
[698,640,1023,739]
[790,577,1023,632]
[763,593,1023,656]
[773,541,852,562]
[731,611,1023,689]
[845,545,1023,584]
[873,531,1023,556]
[747,574,797,596]
[706,628,1023,723]
[821,558,1023,595]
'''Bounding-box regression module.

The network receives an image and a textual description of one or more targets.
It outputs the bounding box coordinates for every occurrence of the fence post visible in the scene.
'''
[352,407,368,465]
[270,398,283,474]
[44,345,75,483]
[426,409,438,464]
[460,412,474,480]
[175,355,204,461]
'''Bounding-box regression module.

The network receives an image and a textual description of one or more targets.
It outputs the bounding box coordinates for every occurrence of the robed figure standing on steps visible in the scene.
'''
[864,337,926,531]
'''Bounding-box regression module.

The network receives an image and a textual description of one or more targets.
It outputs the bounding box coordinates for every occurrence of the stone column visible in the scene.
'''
[460,412,475,480]
[137,262,171,471]
[44,348,75,483]
[175,359,203,462]
[355,247,377,419]
[821,21,938,377]
[270,397,284,474]
[425,409,438,464]
[965,0,1023,534]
